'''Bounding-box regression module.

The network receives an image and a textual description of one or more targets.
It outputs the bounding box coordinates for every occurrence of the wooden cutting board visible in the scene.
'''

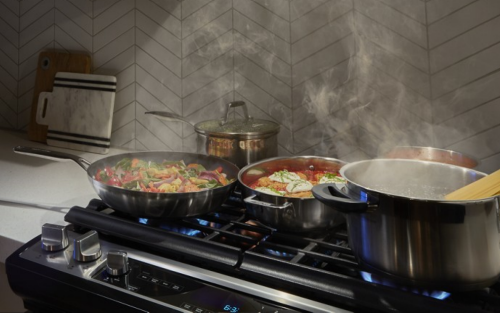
[27,51,91,143]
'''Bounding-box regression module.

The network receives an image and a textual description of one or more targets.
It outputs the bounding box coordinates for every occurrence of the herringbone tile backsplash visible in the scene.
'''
[1,0,499,173]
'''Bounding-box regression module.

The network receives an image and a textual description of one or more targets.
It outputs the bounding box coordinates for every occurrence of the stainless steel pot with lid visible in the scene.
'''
[146,101,280,168]
[312,159,500,292]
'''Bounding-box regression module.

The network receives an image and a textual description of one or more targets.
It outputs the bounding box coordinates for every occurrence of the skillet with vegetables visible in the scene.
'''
[94,157,233,193]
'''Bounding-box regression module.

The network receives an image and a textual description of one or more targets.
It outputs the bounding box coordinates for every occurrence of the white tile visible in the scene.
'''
[93,0,134,34]
[135,12,181,58]
[92,28,135,70]
[136,47,182,97]
[446,125,500,172]
[150,0,181,20]
[355,11,428,73]
[378,0,426,24]
[291,0,351,43]
[292,12,352,64]
[65,0,92,17]
[252,0,290,21]
[359,37,431,98]
[433,70,500,123]
[430,15,500,74]
[182,51,232,98]
[0,48,18,79]
[112,101,135,132]
[235,52,292,107]
[19,28,54,64]
[136,28,181,77]
[182,10,232,57]
[234,32,291,86]
[290,0,329,21]
[182,0,231,38]
[19,9,53,47]
[292,34,354,87]
[235,73,292,129]
[431,42,500,98]
[234,10,290,64]
[20,0,53,31]
[183,93,234,137]
[427,0,476,25]
[0,81,16,110]
[0,2,19,32]
[136,66,182,115]
[93,0,121,18]
[115,64,135,90]
[183,31,233,78]
[436,97,500,147]
[292,79,357,131]
[136,103,183,150]
[428,0,500,48]
[183,71,233,117]
[292,59,354,109]
[55,0,92,32]
[93,10,134,52]
[114,83,135,112]
[0,100,17,128]
[234,0,290,42]
[355,0,427,48]
[111,119,135,147]
[55,11,92,52]
[182,0,212,19]
[136,0,181,39]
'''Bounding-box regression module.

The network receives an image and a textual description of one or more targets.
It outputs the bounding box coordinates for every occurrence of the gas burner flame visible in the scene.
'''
[360,271,451,300]
[139,218,202,237]
[265,249,295,259]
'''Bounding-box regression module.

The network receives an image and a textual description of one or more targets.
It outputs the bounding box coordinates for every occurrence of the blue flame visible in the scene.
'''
[360,191,368,202]
[360,271,451,300]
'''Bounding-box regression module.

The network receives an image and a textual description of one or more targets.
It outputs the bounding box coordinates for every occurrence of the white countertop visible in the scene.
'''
[0,129,130,263]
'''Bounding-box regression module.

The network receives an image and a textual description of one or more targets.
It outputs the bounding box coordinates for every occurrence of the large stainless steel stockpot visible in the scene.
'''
[146,101,280,169]
[238,156,347,233]
[312,159,500,292]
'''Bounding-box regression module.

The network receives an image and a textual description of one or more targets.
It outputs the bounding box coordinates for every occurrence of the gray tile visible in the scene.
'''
[137,0,181,39]
[430,15,500,74]
[426,0,475,24]
[291,0,351,43]
[136,65,182,115]
[182,0,231,38]
[428,0,500,48]
[234,0,290,42]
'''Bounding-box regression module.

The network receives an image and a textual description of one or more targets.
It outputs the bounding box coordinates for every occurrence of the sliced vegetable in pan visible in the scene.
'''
[94,157,233,193]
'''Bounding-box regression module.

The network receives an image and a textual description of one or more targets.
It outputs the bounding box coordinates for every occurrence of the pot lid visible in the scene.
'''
[195,101,280,136]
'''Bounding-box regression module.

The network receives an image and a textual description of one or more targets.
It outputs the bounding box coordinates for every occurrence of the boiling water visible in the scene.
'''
[369,184,455,200]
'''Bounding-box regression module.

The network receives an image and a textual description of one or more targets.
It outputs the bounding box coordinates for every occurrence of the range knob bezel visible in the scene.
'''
[41,223,69,252]
[106,250,130,276]
[73,230,102,262]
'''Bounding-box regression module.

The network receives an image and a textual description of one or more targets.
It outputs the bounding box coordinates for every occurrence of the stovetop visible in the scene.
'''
[7,197,500,313]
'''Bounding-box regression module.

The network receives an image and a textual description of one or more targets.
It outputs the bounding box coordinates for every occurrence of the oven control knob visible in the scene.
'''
[73,230,102,262]
[41,223,69,252]
[106,250,129,276]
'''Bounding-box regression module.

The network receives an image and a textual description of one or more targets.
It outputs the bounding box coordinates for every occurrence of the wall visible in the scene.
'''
[0,0,499,173]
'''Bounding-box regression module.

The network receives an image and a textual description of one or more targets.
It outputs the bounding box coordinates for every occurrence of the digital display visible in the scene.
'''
[223,304,240,312]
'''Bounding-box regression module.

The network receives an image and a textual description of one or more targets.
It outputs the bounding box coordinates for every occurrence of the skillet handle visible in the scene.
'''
[312,184,368,214]
[244,194,293,210]
[13,146,91,171]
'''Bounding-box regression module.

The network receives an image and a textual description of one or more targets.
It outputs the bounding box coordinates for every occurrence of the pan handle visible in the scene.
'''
[13,146,91,171]
[312,184,368,213]
[244,194,293,210]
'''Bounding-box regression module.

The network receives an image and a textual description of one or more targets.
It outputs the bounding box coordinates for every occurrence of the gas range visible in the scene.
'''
[6,198,500,313]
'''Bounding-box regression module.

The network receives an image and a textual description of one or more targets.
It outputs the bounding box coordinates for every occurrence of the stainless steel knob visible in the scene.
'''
[41,223,69,252]
[73,230,102,262]
[106,250,129,276]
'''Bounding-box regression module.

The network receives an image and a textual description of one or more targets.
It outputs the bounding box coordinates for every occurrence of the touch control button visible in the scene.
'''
[41,223,69,252]
[73,230,102,262]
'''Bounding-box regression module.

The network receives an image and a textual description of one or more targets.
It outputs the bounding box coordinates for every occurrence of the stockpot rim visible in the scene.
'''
[338,158,496,203]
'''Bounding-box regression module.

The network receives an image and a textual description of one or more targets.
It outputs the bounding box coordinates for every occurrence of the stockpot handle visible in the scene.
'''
[220,101,252,126]
[14,146,91,171]
[312,184,368,213]
[244,194,293,210]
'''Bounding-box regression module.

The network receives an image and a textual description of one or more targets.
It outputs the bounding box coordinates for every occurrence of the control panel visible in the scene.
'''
[93,257,300,313]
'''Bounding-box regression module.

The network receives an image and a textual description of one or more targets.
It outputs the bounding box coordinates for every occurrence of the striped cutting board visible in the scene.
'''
[36,72,117,154]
